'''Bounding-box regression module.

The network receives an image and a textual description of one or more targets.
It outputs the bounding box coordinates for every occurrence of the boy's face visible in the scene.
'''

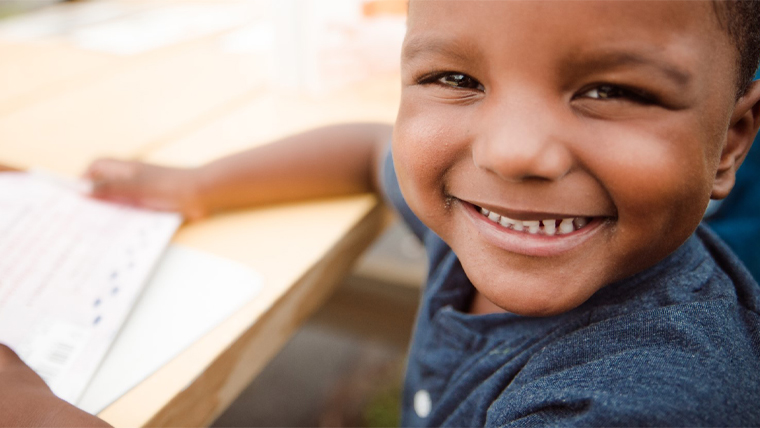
[393,1,760,316]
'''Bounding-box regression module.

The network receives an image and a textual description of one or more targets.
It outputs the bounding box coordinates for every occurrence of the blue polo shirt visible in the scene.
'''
[382,151,760,426]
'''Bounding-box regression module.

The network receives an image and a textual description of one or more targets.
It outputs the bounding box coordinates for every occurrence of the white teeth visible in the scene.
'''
[478,207,592,236]
[574,217,588,229]
[543,220,556,236]
[523,220,540,234]
[559,218,575,234]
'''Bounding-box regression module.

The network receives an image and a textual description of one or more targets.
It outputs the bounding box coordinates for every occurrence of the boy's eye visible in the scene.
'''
[438,73,484,91]
[585,86,619,99]
[579,85,653,104]
[418,72,485,91]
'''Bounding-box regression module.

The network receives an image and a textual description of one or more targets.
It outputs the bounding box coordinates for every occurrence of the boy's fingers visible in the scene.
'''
[0,344,22,367]
[86,159,145,199]
[83,158,116,179]
[0,344,38,379]
[0,344,49,390]
[0,343,111,427]
[84,160,194,216]
[85,158,138,181]
[90,177,128,197]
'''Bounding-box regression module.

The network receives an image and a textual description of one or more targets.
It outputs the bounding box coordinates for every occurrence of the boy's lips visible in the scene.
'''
[458,200,610,257]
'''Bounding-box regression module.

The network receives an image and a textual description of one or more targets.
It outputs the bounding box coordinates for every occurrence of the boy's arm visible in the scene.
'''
[86,123,393,219]
[0,345,111,427]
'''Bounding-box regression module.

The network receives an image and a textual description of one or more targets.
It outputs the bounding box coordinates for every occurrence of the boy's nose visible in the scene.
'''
[471,99,573,183]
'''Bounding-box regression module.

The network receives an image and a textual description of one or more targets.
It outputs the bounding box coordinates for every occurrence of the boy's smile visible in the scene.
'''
[464,203,607,258]
[392,1,760,316]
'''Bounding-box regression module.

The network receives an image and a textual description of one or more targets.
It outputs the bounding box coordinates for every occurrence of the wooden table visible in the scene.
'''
[0,0,403,425]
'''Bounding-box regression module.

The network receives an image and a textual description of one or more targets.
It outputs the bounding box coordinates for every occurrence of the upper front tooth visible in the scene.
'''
[524,220,540,234]
[543,220,556,235]
[559,218,574,234]
[488,212,500,222]
[481,208,490,216]
[499,216,514,228]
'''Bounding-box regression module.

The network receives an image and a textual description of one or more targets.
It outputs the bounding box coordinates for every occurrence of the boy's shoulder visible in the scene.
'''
[490,308,760,425]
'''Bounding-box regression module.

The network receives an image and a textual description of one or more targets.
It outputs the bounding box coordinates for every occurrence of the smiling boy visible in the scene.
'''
[395,0,760,320]
[3,0,760,426]
[387,2,760,424]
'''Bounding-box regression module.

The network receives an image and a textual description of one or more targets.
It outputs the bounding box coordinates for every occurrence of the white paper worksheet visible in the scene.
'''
[78,244,263,414]
[0,172,181,404]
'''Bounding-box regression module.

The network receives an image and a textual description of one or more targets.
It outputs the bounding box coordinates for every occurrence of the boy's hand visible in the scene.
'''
[0,344,111,427]
[85,159,208,220]
[85,124,391,218]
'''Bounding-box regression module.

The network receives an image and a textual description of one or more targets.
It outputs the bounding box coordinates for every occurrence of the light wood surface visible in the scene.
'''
[0,40,117,114]
[0,40,270,175]
[1,0,403,426]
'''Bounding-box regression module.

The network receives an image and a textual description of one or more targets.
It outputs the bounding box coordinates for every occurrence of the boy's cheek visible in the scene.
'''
[392,133,447,232]
[392,102,470,218]
[583,116,713,217]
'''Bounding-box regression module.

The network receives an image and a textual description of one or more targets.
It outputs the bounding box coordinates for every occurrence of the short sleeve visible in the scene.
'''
[380,144,430,242]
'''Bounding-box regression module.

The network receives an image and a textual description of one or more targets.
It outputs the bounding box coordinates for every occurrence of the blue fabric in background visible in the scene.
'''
[706,70,760,281]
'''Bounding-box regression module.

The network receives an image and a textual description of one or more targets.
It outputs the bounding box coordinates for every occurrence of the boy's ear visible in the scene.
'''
[712,80,760,200]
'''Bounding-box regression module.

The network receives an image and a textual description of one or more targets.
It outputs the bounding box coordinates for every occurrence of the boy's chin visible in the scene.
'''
[462,262,605,317]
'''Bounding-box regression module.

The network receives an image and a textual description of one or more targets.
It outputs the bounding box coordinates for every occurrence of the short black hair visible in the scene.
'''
[714,0,760,98]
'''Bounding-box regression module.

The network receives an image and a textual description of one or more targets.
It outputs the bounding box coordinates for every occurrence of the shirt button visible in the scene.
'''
[414,389,432,418]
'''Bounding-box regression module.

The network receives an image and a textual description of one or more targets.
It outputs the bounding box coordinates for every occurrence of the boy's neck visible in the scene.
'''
[469,290,507,315]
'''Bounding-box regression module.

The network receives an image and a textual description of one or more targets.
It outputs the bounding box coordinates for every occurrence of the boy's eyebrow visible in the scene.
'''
[567,51,693,87]
[402,35,478,64]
